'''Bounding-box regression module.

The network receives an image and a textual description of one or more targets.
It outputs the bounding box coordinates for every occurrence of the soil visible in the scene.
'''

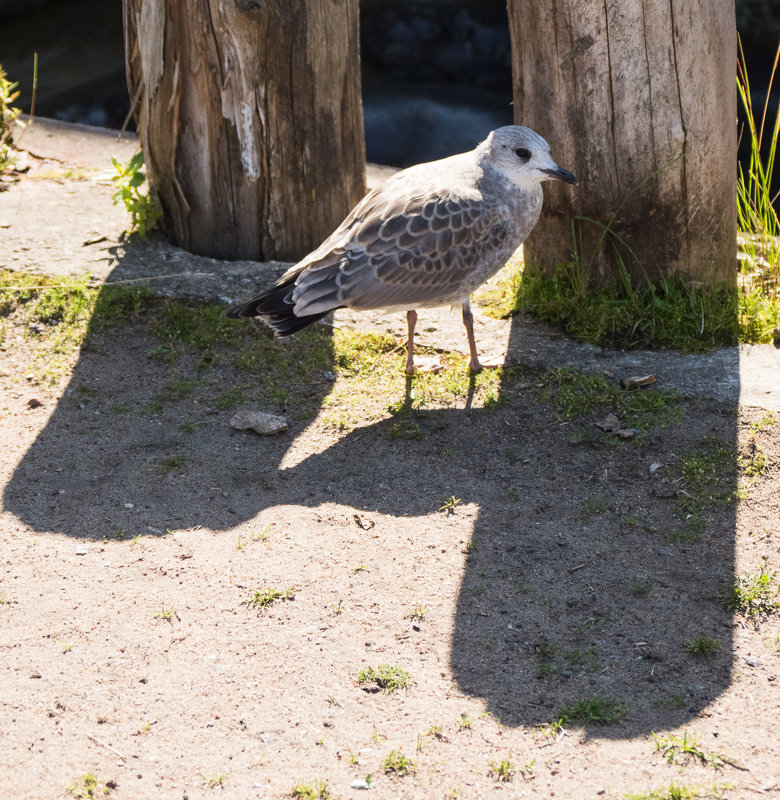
[1,119,779,800]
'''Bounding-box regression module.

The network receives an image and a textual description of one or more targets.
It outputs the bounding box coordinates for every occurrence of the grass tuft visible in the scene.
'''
[290,779,336,799]
[557,696,627,726]
[383,748,415,776]
[357,664,412,693]
[652,731,725,768]
[67,773,115,799]
[685,636,720,657]
[243,586,295,610]
[724,563,779,616]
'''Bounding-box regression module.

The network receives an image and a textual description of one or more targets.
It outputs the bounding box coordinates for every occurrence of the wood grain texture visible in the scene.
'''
[123,0,366,261]
[508,0,737,285]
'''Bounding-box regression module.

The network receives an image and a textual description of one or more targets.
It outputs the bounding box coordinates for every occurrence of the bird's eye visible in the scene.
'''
[514,147,531,161]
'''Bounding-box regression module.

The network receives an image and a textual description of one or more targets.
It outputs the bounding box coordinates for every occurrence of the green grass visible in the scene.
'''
[357,664,412,693]
[535,641,601,677]
[631,581,653,597]
[67,773,115,799]
[150,453,187,475]
[159,379,202,402]
[486,756,515,782]
[290,779,336,799]
[652,731,725,768]
[383,748,415,776]
[541,367,681,431]
[243,586,295,609]
[200,772,227,789]
[654,694,687,712]
[480,256,778,350]
[456,713,473,730]
[724,563,779,616]
[737,38,780,296]
[671,437,738,540]
[406,604,428,622]
[685,636,720,657]
[1,63,22,172]
[557,696,627,726]
[624,784,733,800]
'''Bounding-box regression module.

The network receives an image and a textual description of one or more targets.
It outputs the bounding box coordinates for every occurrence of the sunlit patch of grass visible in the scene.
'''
[0,271,99,384]
[652,731,726,768]
[724,562,779,617]
[357,664,412,693]
[624,784,734,800]
[737,37,780,303]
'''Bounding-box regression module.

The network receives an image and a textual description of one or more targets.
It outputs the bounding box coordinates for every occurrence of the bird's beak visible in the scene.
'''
[541,165,577,185]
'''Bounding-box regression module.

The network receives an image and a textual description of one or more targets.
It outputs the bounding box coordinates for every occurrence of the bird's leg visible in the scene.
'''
[461,300,482,372]
[405,309,418,375]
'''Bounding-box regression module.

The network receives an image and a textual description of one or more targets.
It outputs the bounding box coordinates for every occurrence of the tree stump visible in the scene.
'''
[123,0,366,261]
[508,0,737,286]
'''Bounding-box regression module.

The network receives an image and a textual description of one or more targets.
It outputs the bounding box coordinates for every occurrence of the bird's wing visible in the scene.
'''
[289,181,515,315]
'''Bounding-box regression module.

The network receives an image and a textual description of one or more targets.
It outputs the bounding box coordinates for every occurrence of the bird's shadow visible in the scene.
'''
[3,250,737,736]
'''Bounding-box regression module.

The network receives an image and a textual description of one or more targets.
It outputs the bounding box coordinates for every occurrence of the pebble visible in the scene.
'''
[745,656,761,667]
[230,409,287,435]
[75,546,88,555]
[350,779,371,790]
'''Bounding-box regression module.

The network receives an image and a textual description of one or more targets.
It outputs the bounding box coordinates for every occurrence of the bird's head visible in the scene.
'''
[483,126,577,191]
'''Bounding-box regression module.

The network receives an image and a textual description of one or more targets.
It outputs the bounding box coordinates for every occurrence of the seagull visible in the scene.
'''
[225,126,576,374]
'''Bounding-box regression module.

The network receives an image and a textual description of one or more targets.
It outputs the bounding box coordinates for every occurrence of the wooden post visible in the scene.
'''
[123,0,366,261]
[508,0,737,286]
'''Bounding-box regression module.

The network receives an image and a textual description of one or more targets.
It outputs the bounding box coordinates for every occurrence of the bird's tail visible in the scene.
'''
[224,275,328,336]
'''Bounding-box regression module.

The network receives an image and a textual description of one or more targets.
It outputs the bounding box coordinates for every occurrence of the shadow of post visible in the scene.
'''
[449,311,739,735]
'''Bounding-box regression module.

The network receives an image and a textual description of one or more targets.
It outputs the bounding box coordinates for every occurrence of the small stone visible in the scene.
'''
[230,410,287,435]
[620,374,655,390]
[124,502,134,509]
[745,656,761,667]
[595,413,620,432]
[75,546,88,555]
[259,732,272,743]
[27,398,42,408]
[350,779,372,790]
[649,462,663,473]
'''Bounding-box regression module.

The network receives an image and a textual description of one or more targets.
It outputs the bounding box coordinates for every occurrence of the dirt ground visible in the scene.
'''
[1,120,779,800]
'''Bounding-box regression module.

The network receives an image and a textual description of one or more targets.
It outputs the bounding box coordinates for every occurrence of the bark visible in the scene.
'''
[123,0,366,261]
[508,0,737,286]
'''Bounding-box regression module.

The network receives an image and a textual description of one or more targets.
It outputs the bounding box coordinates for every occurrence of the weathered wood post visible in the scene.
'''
[123,0,366,261]
[508,0,737,286]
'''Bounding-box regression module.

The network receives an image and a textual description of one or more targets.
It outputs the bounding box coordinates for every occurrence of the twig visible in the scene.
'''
[85,732,127,761]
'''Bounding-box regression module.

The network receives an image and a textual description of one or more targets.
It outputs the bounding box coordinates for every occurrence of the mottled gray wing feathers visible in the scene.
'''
[290,186,510,316]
